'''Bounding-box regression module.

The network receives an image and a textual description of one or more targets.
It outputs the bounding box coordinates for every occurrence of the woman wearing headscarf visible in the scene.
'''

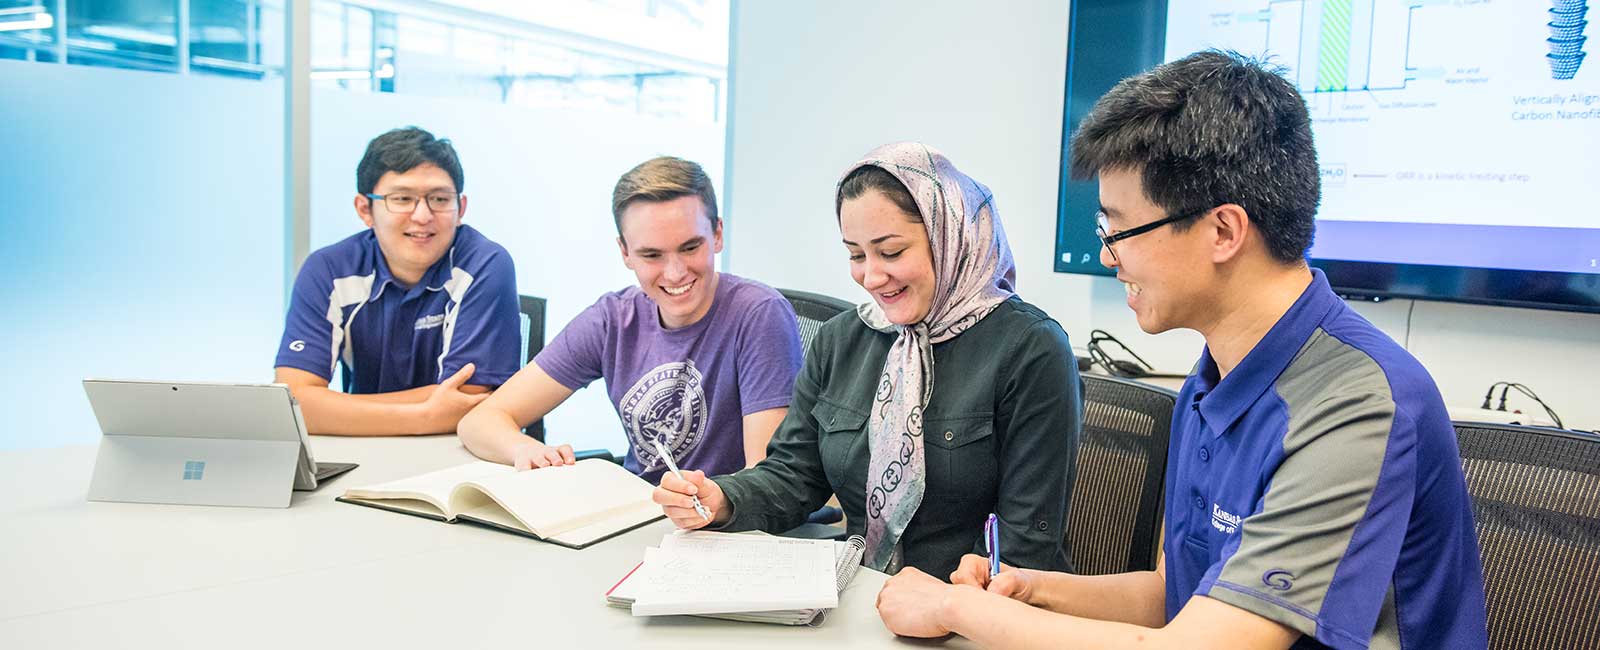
[653,142,1082,578]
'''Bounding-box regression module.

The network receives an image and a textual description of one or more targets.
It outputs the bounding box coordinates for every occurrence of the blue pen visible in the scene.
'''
[984,513,1000,579]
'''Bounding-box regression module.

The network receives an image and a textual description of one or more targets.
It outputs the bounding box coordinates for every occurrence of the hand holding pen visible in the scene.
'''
[650,439,729,529]
[949,514,1038,604]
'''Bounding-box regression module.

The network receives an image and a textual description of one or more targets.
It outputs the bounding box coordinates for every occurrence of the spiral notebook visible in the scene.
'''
[605,531,866,626]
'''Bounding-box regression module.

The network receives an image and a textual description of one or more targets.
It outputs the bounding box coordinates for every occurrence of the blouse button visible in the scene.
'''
[943,431,954,441]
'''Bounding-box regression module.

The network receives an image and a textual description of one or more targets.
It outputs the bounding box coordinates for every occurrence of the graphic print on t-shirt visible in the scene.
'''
[622,360,708,471]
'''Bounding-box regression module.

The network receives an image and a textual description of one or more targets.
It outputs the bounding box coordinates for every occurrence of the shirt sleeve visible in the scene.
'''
[715,318,836,534]
[274,254,338,382]
[733,296,804,416]
[437,248,522,388]
[1198,391,1411,650]
[531,296,612,392]
[980,319,1080,573]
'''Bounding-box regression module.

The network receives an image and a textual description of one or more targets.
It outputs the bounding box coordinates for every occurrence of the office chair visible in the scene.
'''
[1066,375,1175,575]
[776,288,857,541]
[1453,421,1600,650]
[779,288,855,355]
[517,295,549,442]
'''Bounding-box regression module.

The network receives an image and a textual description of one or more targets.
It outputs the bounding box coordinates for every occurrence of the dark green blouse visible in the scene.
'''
[715,296,1082,578]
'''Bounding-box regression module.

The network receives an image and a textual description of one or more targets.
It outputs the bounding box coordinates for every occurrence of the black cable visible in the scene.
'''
[1403,300,1416,350]
[1505,383,1565,430]
[1480,382,1508,410]
[1084,329,1187,379]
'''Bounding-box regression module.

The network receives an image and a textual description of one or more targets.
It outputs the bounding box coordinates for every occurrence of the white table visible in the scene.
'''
[0,435,975,649]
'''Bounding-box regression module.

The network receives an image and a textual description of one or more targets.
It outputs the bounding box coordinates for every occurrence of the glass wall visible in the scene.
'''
[0,0,285,76]
[308,0,725,122]
[0,0,728,454]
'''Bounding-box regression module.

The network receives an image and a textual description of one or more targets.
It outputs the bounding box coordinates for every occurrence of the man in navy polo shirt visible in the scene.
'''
[875,51,1488,649]
[274,127,520,435]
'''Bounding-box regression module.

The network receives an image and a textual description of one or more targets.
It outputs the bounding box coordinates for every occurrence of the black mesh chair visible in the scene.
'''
[1067,375,1175,575]
[777,288,855,540]
[1453,422,1600,650]
[779,288,855,354]
[517,295,548,442]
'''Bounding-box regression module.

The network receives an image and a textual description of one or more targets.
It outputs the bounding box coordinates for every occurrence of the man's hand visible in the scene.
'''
[509,439,576,470]
[876,566,963,638]
[419,363,490,432]
[949,554,1036,603]
[652,469,728,529]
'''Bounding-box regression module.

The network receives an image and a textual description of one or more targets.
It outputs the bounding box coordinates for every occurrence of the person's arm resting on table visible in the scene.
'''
[276,365,491,436]
[457,360,576,469]
[880,553,1297,649]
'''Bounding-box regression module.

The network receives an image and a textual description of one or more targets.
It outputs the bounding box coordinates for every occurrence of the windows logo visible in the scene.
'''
[182,461,206,481]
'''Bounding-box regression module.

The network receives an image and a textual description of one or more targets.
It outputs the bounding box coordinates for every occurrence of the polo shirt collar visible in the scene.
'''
[365,233,459,303]
[1194,268,1340,438]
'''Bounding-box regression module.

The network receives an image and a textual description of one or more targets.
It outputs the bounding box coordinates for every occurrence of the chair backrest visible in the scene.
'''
[1452,421,1600,650]
[1067,375,1175,575]
[518,295,548,442]
[777,288,855,357]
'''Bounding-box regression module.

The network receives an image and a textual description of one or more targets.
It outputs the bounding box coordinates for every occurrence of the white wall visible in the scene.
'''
[0,61,286,450]
[724,1,1600,430]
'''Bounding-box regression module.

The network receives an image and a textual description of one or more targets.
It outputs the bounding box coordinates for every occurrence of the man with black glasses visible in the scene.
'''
[876,51,1488,650]
[273,127,519,435]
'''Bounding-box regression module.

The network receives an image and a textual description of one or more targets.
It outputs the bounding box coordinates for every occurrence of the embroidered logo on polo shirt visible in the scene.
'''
[1211,503,1242,534]
[1263,569,1295,591]
[414,313,447,330]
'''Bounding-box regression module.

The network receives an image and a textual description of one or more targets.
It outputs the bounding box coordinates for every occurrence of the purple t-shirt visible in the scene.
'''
[534,273,803,484]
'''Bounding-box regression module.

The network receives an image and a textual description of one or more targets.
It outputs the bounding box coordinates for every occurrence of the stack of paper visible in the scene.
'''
[606,531,865,626]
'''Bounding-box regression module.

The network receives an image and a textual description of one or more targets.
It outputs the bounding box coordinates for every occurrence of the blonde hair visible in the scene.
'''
[611,156,720,236]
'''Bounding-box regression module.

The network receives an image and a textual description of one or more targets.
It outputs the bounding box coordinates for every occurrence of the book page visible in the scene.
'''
[545,500,662,547]
[461,459,654,537]
[629,532,838,616]
[342,460,512,518]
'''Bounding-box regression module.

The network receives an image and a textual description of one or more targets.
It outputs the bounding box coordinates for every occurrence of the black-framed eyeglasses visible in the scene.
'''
[1095,207,1208,264]
[365,192,460,215]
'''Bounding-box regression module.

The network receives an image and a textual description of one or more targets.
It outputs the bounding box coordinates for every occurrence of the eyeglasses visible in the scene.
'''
[365,192,460,215]
[1095,207,1208,264]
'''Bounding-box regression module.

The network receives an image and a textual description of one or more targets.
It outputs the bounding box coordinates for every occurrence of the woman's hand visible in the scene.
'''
[651,469,729,529]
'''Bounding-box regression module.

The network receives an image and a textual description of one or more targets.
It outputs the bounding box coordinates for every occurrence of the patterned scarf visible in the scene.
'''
[843,143,1017,571]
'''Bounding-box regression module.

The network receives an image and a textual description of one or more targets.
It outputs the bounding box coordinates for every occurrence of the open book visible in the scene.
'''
[605,531,866,625]
[336,459,663,549]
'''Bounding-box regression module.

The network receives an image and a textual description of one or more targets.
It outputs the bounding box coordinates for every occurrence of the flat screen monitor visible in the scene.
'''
[1055,0,1600,314]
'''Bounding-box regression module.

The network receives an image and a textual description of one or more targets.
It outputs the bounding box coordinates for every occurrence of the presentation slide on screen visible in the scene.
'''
[1163,0,1599,274]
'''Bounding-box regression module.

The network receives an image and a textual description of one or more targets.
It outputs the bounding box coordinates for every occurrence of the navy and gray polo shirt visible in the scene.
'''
[1164,269,1488,649]
[274,224,521,393]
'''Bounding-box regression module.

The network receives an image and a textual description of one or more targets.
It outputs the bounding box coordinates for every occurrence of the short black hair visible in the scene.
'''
[1070,50,1319,264]
[355,127,465,195]
[835,164,919,220]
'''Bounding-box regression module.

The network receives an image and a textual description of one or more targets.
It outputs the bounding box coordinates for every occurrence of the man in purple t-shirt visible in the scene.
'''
[458,156,803,483]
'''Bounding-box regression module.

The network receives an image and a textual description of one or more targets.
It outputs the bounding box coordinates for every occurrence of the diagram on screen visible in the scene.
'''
[1204,0,1592,88]
[1549,1,1588,80]
[1155,0,1600,269]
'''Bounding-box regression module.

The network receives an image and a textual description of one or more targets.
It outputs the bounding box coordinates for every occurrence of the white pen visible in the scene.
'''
[653,439,712,523]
